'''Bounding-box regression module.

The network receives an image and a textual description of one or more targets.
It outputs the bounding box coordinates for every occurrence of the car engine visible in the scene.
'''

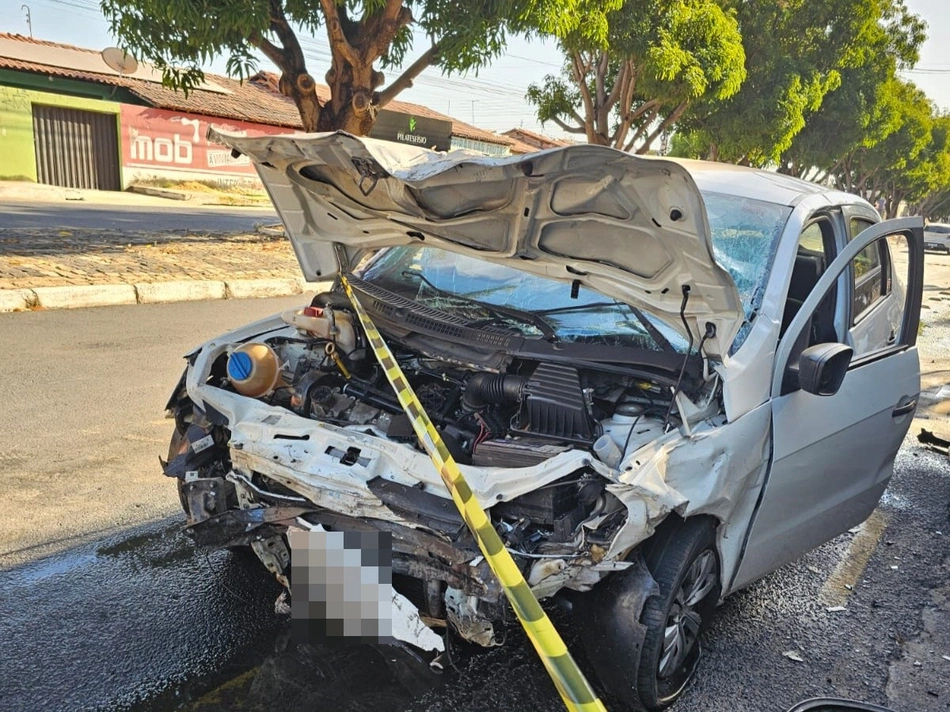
[216,292,685,473]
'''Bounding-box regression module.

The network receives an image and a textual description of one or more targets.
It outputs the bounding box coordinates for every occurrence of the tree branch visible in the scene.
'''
[611,62,639,148]
[636,102,689,154]
[266,0,308,72]
[363,0,412,60]
[594,51,607,114]
[570,50,596,142]
[624,105,658,152]
[320,0,358,64]
[593,54,612,140]
[252,33,286,69]
[377,44,438,107]
[606,59,627,109]
[628,98,659,122]
[551,115,587,134]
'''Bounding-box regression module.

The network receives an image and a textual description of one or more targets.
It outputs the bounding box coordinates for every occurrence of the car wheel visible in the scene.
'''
[636,517,721,710]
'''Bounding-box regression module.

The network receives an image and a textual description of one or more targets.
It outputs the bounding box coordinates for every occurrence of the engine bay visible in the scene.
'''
[212,291,715,474]
[165,287,728,647]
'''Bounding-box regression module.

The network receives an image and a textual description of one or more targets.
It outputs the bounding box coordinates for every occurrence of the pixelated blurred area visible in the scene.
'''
[289,529,394,644]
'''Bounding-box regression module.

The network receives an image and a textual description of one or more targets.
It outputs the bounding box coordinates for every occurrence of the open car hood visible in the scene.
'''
[211,129,743,356]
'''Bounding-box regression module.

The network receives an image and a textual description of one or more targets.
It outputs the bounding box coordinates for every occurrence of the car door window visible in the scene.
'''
[849,218,891,324]
[780,218,837,345]
[772,217,923,397]
[847,219,908,359]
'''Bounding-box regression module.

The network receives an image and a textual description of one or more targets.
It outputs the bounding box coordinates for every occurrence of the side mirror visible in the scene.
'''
[797,343,853,396]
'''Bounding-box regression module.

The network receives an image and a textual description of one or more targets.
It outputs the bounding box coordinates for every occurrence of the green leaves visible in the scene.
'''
[526,0,745,151]
[674,0,926,167]
[102,0,609,133]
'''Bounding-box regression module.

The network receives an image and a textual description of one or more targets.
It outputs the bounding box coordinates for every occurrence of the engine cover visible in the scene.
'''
[512,362,596,444]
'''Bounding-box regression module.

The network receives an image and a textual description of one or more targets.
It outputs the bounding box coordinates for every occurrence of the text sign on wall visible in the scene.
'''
[120,105,292,175]
[369,109,452,152]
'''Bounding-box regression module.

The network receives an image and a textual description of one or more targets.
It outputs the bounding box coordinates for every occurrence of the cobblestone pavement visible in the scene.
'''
[0,227,299,290]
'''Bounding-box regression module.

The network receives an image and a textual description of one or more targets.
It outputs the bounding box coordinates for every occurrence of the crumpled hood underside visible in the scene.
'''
[211,129,743,355]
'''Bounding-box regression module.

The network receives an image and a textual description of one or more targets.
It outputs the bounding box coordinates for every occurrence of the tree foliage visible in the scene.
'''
[778,0,925,181]
[671,0,925,166]
[526,0,745,152]
[831,79,933,216]
[102,0,619,133]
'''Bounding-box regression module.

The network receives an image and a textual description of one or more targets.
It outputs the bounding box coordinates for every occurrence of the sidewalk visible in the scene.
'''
[0,225,309,312]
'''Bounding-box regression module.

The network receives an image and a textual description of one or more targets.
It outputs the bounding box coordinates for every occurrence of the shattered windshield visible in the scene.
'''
[357,246,689,352]
[702,192,791,350]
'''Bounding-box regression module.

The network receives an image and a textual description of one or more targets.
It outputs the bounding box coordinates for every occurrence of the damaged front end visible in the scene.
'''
[161,275,736,656]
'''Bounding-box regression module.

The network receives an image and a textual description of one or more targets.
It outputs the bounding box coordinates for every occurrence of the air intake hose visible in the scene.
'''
[462,373,526,410]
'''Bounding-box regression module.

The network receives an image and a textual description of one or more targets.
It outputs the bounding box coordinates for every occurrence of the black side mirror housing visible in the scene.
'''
[795,343,853,396]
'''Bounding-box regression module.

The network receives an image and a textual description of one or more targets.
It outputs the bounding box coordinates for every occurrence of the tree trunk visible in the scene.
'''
[282,72,322,131]
[319,54,381,134]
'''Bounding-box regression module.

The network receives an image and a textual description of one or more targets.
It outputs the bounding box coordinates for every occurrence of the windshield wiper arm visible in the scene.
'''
[532,301,675,352]
[401,270,559,341]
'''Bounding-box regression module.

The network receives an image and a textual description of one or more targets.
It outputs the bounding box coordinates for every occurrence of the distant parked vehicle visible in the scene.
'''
[924,223,950,253]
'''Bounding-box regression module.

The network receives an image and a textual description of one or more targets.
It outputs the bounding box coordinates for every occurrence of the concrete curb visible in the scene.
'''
[135,280,227,304]
[225,277,305,299]
[0,278,313,313]
[126,185,191,201]
[33,284,138,310]
[0,288,36,312]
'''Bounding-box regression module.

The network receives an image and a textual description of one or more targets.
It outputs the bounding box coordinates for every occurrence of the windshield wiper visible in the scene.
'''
[531,301,676,352]
[401,270,559,341]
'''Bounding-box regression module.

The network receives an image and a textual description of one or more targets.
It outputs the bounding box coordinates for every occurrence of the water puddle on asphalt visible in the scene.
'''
[179,629,443,712]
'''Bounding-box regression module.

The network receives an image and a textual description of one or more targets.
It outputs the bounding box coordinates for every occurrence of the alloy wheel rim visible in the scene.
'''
[657,549,717,679]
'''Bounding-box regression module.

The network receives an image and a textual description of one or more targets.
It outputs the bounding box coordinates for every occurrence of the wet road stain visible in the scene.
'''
[0,516,284,712]
[819,509,890,607]
[2,443,947,712]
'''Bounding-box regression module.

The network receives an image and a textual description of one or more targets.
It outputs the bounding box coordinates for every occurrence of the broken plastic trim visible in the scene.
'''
[918,428,949,455]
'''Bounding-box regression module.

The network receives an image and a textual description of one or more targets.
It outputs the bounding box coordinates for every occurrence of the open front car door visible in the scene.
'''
[732,217,924,589]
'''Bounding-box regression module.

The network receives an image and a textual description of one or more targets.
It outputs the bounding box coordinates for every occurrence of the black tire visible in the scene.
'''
[635,516,721,710]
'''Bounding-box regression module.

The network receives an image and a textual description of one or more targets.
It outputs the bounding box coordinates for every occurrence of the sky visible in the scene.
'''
[4,0,950,140]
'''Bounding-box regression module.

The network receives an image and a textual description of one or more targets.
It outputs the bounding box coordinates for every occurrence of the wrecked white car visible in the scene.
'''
[163,131,924,710]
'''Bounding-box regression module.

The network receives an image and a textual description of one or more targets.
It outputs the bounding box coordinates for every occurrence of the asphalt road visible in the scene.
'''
[0,200,277,232]
[1,299,948,712]
[0,296,306,567]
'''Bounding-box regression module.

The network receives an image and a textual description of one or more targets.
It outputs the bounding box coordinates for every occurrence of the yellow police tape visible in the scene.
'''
[340,275,607,712]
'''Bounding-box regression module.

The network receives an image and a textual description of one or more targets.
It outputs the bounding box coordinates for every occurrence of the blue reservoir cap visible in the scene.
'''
[228,351,254,382]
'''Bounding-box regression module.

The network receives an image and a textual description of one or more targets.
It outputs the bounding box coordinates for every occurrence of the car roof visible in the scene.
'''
[665,157,872,210]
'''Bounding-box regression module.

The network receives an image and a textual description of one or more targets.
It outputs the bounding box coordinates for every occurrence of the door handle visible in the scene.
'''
[887,329,897,345]
[892,397,917,417]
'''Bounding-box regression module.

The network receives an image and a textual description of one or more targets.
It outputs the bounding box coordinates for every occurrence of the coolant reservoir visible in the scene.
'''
[281,306,356,353]
[227,343,282,397]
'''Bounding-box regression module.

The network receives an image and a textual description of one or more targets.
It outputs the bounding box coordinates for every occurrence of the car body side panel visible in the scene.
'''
[607,401,771,589]
[730,348,918,589]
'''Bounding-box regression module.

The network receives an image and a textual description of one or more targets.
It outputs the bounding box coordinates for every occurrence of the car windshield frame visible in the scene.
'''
[701,191,793,352]
[351,191,791,357]
[355,246,691,354]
